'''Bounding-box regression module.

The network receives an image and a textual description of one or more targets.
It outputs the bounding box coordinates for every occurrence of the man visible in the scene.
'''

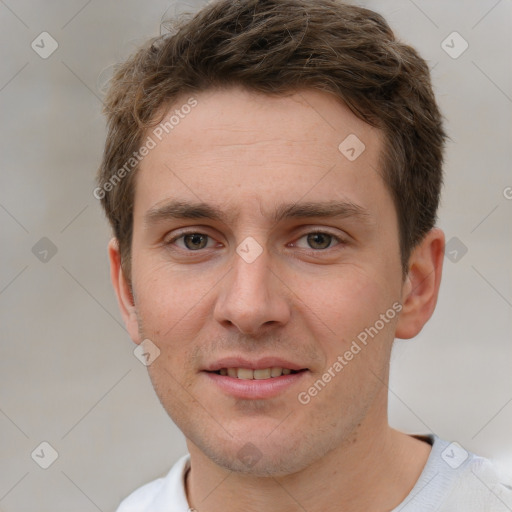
[96,0,512,510]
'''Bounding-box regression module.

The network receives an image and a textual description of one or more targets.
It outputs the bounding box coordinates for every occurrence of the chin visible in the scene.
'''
[206,445,313,477]
[188,422,333,477]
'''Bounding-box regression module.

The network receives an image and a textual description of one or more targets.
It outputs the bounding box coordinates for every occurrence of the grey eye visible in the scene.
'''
[304,233,335,250]
[182,233,209,250]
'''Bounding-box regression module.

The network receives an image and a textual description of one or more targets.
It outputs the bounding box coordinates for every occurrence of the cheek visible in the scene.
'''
[304,267,399,378]
[306,268,388,334]
[300,276,396,405]
[132,253,217,333]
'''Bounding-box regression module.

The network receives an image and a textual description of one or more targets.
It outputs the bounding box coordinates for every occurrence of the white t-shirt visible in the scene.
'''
[116,434,512,511]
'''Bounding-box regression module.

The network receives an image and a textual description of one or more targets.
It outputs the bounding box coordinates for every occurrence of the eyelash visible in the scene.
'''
[164,229,346,252]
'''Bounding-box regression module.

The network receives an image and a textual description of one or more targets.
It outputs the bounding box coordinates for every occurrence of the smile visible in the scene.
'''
[203,368,309,399]
[210,367,304,379]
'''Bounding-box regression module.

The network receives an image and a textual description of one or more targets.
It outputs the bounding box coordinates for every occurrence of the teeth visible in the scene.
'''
[253,368,271,380]
[216,367,299,379]
[270,367,283,377]
[237,368,253,380]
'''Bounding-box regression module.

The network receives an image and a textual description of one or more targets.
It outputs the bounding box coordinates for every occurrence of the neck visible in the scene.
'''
[185,425,431,512]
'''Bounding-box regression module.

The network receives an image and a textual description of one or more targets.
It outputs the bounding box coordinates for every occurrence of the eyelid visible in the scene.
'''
[165,228,220,248]
[164,227,347,251]
[290,229,347,249]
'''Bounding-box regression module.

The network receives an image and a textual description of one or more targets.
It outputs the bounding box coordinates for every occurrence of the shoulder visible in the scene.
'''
[401,434,512,512]
[116,454,191,512]
[442,450,512,511]
[116,476,167,512]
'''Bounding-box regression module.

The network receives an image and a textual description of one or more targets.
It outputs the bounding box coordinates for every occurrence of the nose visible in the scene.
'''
[213,246,291,335]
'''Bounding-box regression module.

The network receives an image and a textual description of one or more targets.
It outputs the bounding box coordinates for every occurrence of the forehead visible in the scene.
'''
[133,87,389,224]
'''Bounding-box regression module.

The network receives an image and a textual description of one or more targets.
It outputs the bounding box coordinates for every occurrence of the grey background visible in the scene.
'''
[1,1,511,510]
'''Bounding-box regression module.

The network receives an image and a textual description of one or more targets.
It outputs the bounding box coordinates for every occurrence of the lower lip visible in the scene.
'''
[203,370,308,399]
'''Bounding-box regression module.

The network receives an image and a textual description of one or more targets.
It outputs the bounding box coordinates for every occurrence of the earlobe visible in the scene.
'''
[107,237,141,344]
[395,228,445,339]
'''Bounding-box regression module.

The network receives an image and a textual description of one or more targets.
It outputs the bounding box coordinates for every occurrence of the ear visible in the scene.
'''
[107,237,141,345]
[395,228,445,339]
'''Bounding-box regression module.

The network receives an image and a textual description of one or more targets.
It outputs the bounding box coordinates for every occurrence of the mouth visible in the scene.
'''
[206,367,307,379]
[202,358,310,399]
[202,357,310,398]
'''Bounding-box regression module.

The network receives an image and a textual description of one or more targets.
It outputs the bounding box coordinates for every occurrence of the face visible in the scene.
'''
[121,87,409,476]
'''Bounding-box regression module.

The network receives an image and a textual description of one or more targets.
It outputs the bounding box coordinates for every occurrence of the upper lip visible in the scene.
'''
[203,356,308,372]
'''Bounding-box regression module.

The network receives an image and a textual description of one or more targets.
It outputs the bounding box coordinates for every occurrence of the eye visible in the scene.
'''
[166,232,217,251]
[165,229,346,253]
[293,231,344,250]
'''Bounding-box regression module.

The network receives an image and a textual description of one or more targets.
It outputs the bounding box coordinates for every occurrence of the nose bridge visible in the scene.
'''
[232,247,270,302]
[214,242,290,334]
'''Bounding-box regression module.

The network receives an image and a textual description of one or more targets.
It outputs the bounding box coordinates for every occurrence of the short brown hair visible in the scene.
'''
[96,0,446,283]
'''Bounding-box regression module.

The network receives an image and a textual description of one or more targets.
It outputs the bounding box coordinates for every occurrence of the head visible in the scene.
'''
[98,0,446,476]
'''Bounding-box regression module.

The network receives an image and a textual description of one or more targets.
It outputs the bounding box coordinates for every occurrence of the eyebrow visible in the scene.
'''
[144,199,371,227]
